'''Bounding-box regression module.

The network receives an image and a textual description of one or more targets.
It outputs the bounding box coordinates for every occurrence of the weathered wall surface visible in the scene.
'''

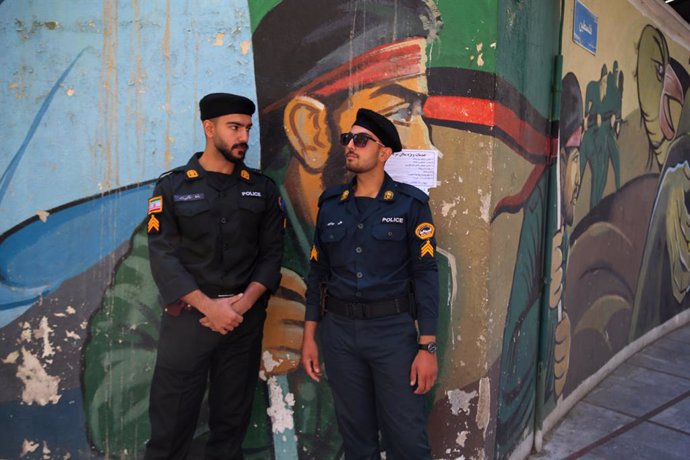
[1,0,689,459]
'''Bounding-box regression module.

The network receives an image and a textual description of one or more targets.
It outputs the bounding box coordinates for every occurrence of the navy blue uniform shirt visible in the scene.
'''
[147,153,284,304]
[305,173,439,335]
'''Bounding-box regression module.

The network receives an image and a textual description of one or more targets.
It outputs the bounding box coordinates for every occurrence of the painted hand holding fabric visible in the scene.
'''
[662,163,690,303]
[261,268,306,376]
[549,227,564,310]
[554,311,571,397]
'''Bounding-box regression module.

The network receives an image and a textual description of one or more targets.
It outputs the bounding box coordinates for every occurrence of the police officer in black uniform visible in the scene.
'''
[145,93,283,459]
[301,108,439,459]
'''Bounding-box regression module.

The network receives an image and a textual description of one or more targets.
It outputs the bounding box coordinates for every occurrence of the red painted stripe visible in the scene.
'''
[424,95,557,160]
[423,95,495,127]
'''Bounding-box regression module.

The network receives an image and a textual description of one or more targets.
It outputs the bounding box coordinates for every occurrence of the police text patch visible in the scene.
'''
[242,191,262,197]
[381,217,404,224]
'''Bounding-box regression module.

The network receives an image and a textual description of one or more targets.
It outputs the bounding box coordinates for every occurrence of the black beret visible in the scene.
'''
[560,73,583,147]
[353,108,402,153]
[199,93,255,120]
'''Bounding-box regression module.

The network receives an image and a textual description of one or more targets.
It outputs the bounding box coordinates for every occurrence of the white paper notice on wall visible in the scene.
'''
[384,149,439,194]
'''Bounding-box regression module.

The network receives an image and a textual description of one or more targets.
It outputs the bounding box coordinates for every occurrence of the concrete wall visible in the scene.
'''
[1,0,688,459]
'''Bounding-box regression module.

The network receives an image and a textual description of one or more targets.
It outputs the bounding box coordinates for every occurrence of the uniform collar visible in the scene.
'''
[183,152,205,181]
[376,173,398,203]
[185,152,253,184]
[340,172,398,203]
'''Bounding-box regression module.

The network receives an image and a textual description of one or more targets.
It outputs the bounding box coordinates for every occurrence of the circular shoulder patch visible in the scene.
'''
[415,222,435,240]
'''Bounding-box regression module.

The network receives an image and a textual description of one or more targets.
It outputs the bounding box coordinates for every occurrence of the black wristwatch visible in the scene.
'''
[418,342,438,353]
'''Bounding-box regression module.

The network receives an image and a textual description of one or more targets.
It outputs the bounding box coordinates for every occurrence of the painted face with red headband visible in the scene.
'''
[254,0,442,230]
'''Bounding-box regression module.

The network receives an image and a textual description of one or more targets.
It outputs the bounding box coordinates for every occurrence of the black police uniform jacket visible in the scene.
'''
[305,173,439,335]
[147,152,283,304]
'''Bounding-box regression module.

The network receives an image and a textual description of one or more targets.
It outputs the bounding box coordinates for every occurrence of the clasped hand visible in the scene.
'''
[199,294,247,334]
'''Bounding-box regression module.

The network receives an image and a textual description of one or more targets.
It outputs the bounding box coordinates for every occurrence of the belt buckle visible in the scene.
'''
[348,302,367,319]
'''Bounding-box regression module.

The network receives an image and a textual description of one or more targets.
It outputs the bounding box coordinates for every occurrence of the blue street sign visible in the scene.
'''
[573,0,598,55]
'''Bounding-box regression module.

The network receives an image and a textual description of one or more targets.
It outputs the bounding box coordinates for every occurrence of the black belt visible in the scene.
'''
[326,295,411,319]
[164,289,240,316]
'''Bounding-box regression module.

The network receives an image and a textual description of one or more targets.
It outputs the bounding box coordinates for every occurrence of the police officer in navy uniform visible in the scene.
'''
[301,108,439,459]
[145,93,283,459]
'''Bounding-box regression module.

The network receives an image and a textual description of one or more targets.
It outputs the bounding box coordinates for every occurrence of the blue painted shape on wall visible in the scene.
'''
[0,183,153,327]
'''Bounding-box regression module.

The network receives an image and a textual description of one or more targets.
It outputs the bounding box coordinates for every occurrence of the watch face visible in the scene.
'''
[421,342,437,353]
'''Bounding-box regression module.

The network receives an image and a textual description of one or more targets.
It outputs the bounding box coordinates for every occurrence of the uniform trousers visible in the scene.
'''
[144,300,266,460]
[320,311,431,460]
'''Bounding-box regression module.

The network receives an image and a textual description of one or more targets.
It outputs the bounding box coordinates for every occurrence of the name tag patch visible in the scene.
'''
[242,191,262,197]
[173,193,205,202]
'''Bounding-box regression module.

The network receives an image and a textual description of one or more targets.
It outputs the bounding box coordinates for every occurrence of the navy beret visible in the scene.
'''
[353,108,402,153]
[199,93,255,120]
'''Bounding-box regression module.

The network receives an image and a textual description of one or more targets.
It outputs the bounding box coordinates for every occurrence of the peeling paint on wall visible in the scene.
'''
[446,388,477,416]
[35,210,49,222]
[35,316,55,358]
[266,376,295,433]
[240,40,251,55]
[476,376,490,434]
[479,189,491,223]
[2,351,19,364]
[21,439,39,457]
[17,348,61,406]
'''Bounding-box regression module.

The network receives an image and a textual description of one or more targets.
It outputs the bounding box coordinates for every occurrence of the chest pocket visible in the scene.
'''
[239,196,266,213]
[372,224,406,241]
[238,195,266,234]
[322,226,346,243]
[174,200,212,240]
[320,226,349,267]
[372,224,407,268]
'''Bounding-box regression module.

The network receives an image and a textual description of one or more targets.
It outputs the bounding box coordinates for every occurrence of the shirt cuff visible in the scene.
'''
[251,267,282,293]
[417,317,437,336]
[159,278,198,306]
[305,303,322,322]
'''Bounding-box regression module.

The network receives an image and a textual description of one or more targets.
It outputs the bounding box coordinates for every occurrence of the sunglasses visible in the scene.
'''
[339,132,385,148]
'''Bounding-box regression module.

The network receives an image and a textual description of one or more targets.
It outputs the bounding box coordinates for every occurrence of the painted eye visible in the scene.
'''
[389,100,423,124]
[655,62,664,82]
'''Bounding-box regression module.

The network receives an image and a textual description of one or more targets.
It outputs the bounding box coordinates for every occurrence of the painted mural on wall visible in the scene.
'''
[549,0,690,429]
[489,0,690,457]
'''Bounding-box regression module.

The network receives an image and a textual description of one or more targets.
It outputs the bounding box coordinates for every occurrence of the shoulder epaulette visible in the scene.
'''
[156,165,186,183]
[396,182,429,203]
[318,184,348,206]
[251,168,280,187]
